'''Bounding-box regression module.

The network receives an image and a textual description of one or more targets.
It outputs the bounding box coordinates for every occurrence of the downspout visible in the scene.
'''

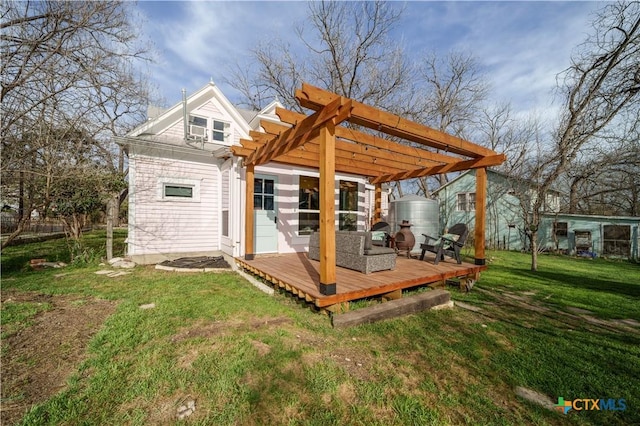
[182,88,188,141]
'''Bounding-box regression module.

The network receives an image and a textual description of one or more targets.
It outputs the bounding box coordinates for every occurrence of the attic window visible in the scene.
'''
[212,120,230,142]
[188,116,230,143]
[189,115,208,140]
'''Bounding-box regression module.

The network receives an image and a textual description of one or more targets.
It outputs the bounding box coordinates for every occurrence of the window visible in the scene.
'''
[553,221,568,237]
[254,178,275,211]
[221,211,229,237]
[456,192,476,212]
[164,184,193,198]
[158,177,200,202]
[603,225,631,257]
[188,115,230,143]
[298,176,319,235]
[221,168,230,237]
[339,180,358,231]
[212,120,230,142]
[189,115,208,140]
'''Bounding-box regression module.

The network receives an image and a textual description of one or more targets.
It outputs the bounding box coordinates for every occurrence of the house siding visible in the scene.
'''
[127,153,219,258]
[244,163,371,255]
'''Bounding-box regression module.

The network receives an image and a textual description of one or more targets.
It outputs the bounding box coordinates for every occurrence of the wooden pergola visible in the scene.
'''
[232,83,505,296]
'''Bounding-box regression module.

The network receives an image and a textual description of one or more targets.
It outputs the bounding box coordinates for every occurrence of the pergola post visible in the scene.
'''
[374,183,382,224]
[319,121,337,295]
[474,167,487,265]
[245,163,255,261]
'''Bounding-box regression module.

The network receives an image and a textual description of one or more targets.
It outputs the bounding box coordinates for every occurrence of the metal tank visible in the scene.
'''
[388,195,439,252]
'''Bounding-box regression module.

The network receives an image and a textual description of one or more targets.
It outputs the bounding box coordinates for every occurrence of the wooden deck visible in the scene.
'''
[235,253,486,309]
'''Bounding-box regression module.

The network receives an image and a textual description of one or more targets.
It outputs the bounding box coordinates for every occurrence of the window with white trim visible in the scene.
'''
[212,120,230,142]
[456,192,476,212]
[158,177,200,202]
[188,115,231,143]
[221,168,230,237]
[188,115,208,140]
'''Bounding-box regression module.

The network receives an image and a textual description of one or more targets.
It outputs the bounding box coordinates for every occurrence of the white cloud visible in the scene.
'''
[138,0,603,119]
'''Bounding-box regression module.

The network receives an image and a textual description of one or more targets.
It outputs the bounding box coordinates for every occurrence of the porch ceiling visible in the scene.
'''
[231,82,506,183]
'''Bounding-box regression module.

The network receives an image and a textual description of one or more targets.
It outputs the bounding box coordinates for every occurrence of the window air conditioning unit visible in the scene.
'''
[189,125,207,140]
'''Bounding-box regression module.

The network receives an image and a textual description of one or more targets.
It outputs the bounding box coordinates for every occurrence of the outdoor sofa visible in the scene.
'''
[308,231,397,274]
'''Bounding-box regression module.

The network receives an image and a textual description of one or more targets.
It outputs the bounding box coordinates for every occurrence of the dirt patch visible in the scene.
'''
[1,290,116,426]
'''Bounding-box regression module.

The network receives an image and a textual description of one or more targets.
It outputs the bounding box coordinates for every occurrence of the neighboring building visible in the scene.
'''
[433,169,561,251]
[117,82,380,264]
[539,213,639,260]
[434,169,640,259]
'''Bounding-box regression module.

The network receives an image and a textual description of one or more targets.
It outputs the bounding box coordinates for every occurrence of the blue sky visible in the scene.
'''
[137,1,602,119]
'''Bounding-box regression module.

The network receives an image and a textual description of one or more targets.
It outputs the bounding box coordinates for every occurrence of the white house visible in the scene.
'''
[117,82,386,264]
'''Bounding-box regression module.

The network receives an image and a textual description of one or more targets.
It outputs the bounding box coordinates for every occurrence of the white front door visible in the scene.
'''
[254,175,278,253]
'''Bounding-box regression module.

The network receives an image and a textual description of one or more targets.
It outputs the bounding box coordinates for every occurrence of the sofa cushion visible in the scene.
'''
[364,247,396,256]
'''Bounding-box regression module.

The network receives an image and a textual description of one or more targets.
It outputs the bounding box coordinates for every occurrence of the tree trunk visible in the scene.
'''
[0,215,31,250]
[530,230,538,271]
[106,195,117,260]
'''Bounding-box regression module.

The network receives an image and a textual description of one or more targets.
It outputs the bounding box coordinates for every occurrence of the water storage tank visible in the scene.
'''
[388,195,439,252]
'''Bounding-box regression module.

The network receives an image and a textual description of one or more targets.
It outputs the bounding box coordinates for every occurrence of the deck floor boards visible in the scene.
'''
[236,253,486,307]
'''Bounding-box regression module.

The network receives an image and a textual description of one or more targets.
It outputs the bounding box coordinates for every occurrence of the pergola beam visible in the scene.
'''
[246,96,351,166]
[276,108,455,165]
[370,154,506,184]
[233,143,388,177]
[261,120,444,171]
[296,83,497,158]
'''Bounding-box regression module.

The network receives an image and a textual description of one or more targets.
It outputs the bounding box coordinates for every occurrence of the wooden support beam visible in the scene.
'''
[262,119,443,171]
[234,143,386,178]
[319,121,337,296]
[374,183,382,224]
[246,96,351,166]
[370,154,506,184]
[296,83,497,158]
[238,135,408,176]
[382,289,402,301]
[474,167,487,265]
[245,164,255,260]
[276,108,455,166]
[332,289,451,328]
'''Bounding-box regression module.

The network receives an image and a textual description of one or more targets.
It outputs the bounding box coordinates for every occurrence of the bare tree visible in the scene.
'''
[525,0,640,271]
[410,51,490,192]
[475,102,536,175]
[1,1,152,249]
[226,0,411,113]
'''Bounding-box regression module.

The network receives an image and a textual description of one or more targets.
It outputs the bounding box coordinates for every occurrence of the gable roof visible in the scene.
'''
[126,81,253,140]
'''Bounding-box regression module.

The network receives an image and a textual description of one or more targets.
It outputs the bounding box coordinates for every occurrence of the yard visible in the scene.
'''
[1,231,639,425]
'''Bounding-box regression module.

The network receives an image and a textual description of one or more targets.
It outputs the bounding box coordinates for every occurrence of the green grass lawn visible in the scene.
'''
[1,232,639,425]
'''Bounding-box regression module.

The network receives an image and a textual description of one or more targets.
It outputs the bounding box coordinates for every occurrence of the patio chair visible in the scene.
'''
[419,223,469,265]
